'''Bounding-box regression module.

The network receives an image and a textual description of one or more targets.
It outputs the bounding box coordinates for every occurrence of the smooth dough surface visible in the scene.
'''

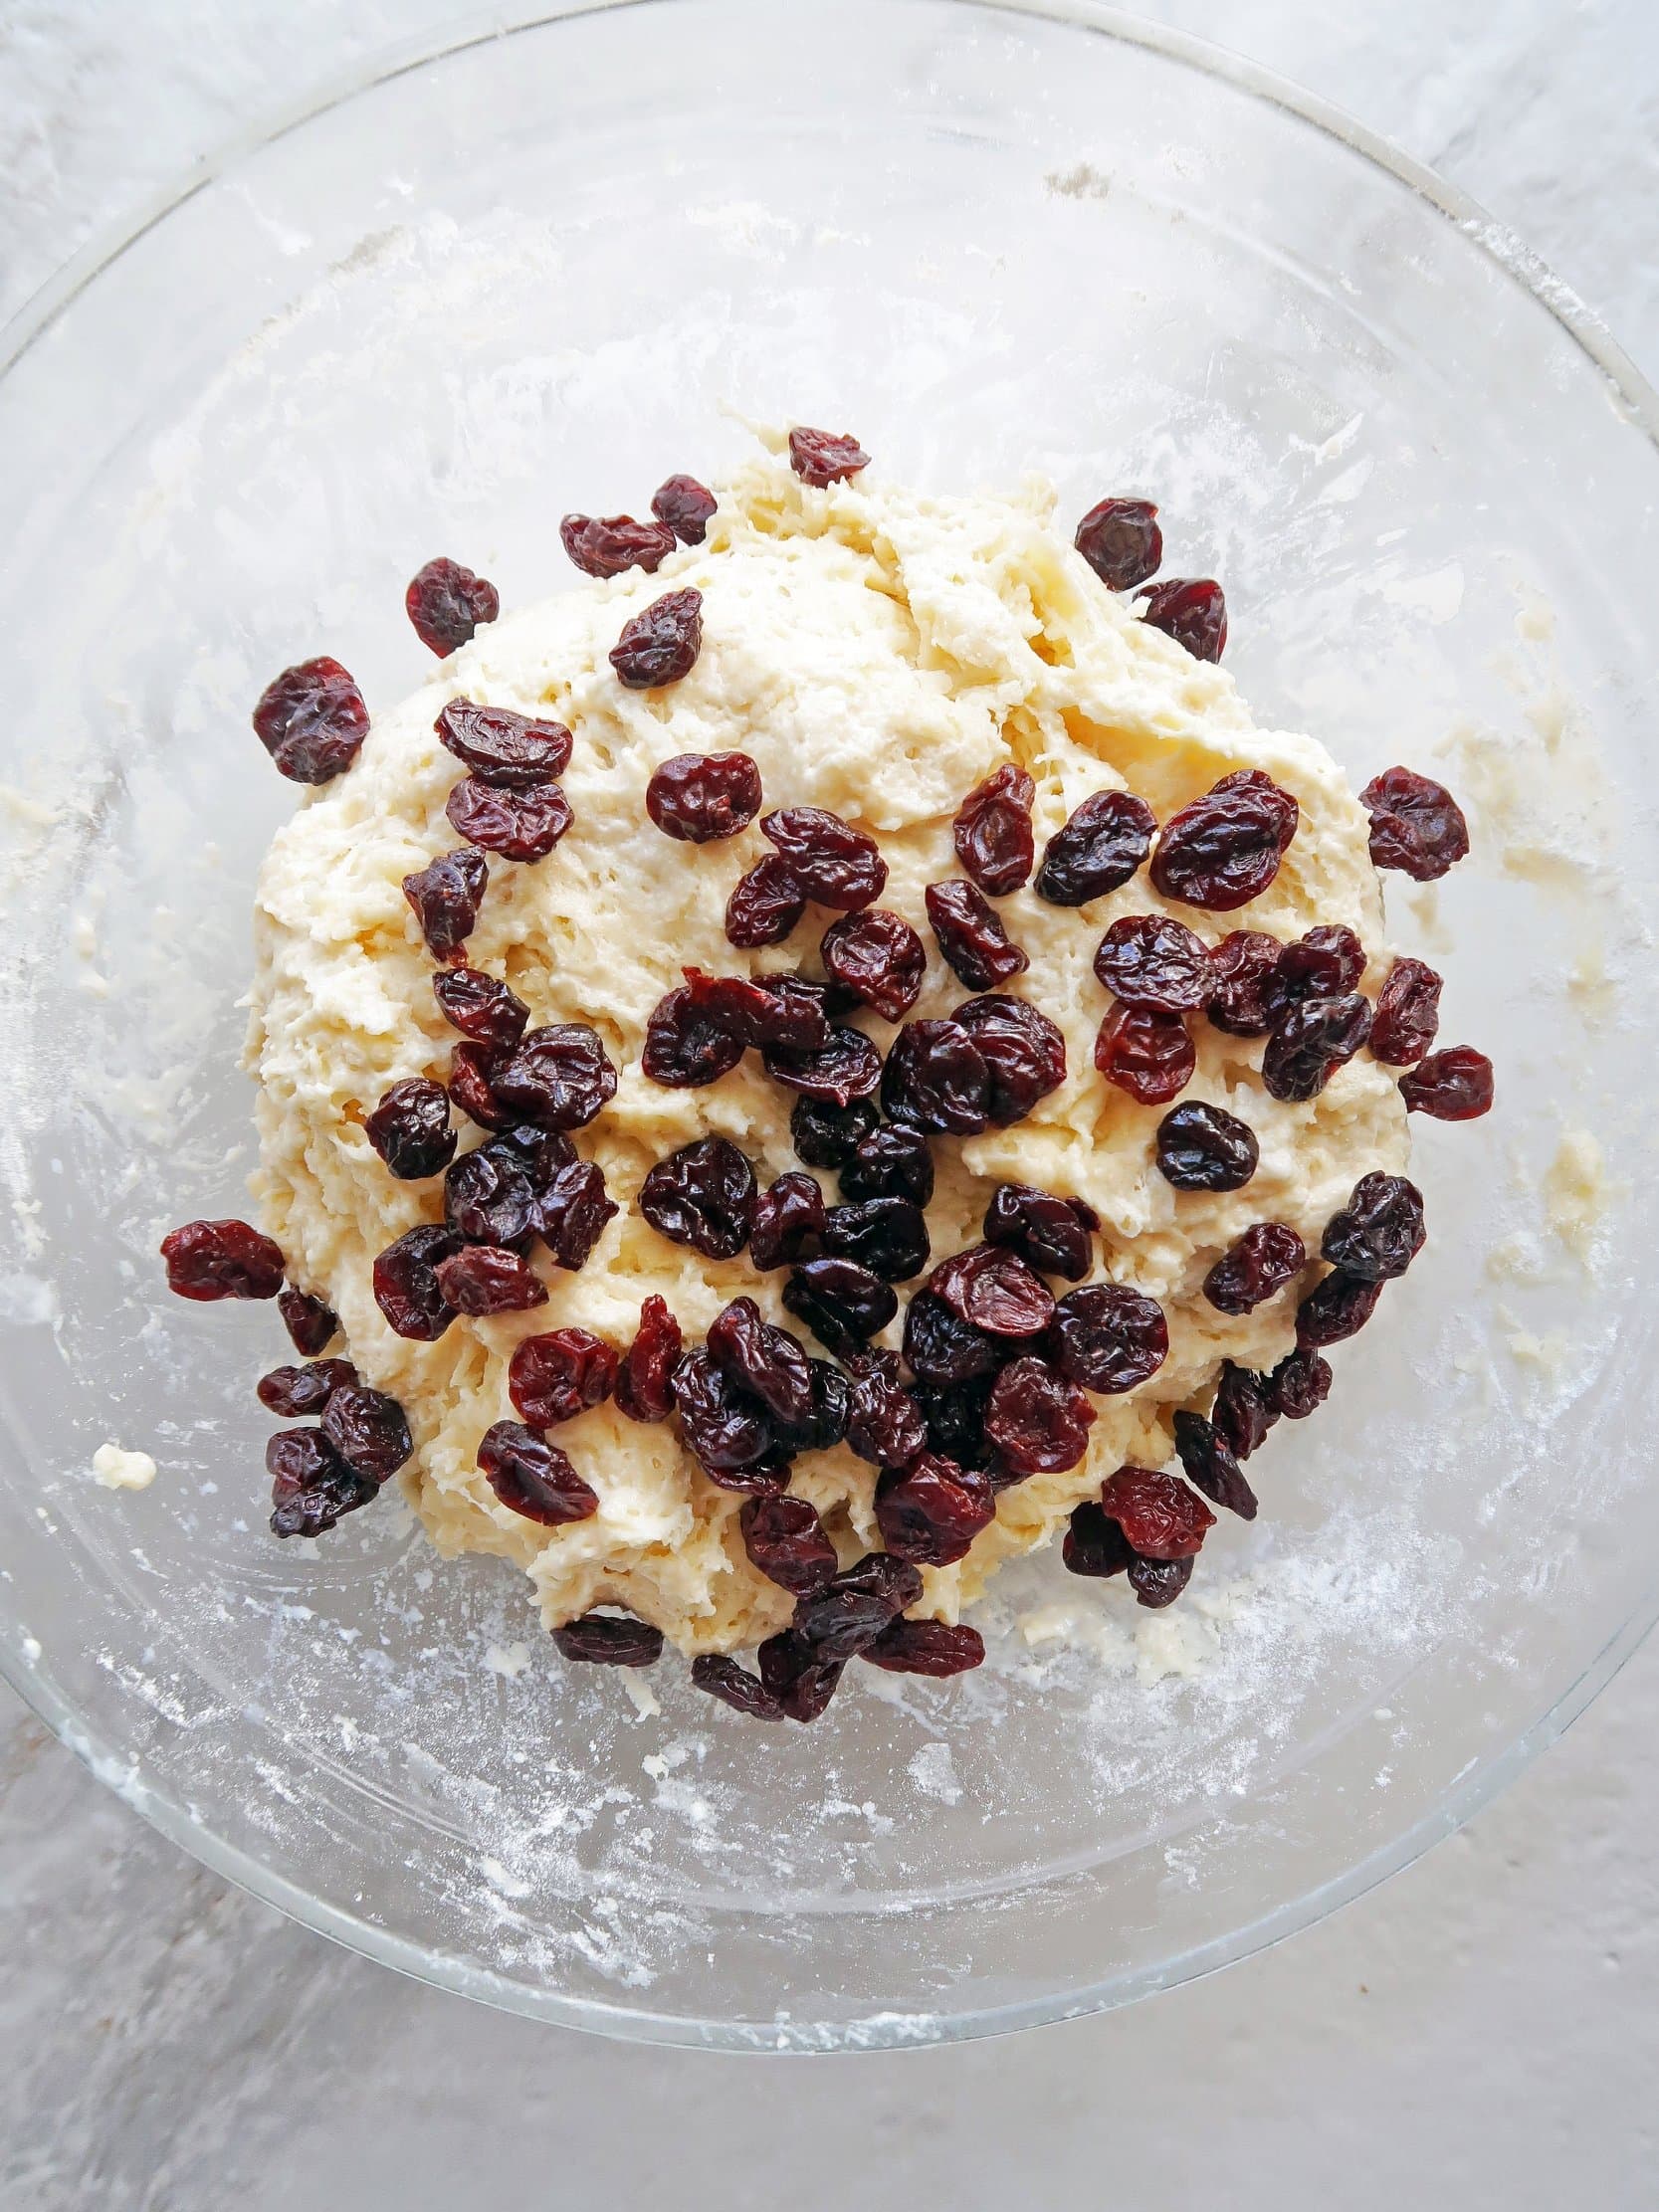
[248,440,1408,1655]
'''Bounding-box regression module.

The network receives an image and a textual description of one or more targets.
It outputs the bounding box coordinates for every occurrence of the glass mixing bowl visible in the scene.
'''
[2,0,1656,2052]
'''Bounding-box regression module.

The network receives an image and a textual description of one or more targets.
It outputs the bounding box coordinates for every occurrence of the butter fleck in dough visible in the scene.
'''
[248,443,1407,1655]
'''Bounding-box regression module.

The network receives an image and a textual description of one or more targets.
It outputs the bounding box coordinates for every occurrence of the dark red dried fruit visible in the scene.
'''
[438,1134,533,1249]
[610,586,704,689]
[1045,1283,1168,1394]
[1151,770,1298,911]
[823,1197,931,1284]
[268,1429,377,1539]
[756,1631,845,1722]
[1399,1048,1494,1120]
[1094,913,1214,1012]
[672,1348,778,1485]
[538,1158,617,1271]
[363,1078,456,1181]
[1075,496,1162,590]
[1322,1172,1426,1282]
[678,969,828,1053]
[1172,1409,1257,1519]
[445,777,572,863]
[882,1018,991,1135]
[1212,1359,1278,1459]
[1359,767,1470,881]
[1094,1003,1195,1105]
[1261,993,1373,1104]
[954,764,1036,897]
[820,908,927,1021]
[433,1244,547,1315]
[252,657,368,785]
[1297,1268,1383,1346]
[983,1183,1098,1282]
[926,880,1028,991]
[651,473,718,545]
[510,1327,617,1426]
[646,752,762,843]
[435,699,571,789]
[492,1024,617,1128]
[1035,789,1156,906]
[838,1123,934,1207]
[552,1613,664,1666]
[790,1094,881,1169]
[1266,925,1366,1024]
[726,857,808,948]
[740,1495,839,1594]
[1098,1465,1213,1559]
[278,1286,338,1356]
[788,426,870,487]
[1269,1345,1333,1419]
[931,1244,1054,1337]
[761,1022,883,1106]
[760,807,887,910]
[639,1137,756,1260]
[954,994,1068,1126]
[642,985,746,1089]
[708,1298,813,1428]
[1205,930,1282,1036]
[256,1359,357,1418]
[792,1552,922,1661]
[405,557,499,656]
[845,1350,928,1467]
[876,1454,994,1565]
[912,1376,996,1474]
[1130,1552,1194,1608]
[432,966,530,1051]
[864,1618,985,1676]
[984,1355,1096,1475]
[371,1223,461,1339]
[749,1172,828,1271]
[559,512,677,577]
[160,1219,285,1302]
[320,1384,413,1483]
[403,847,488,958]
[782,1257,897,1358]
[1063,1500,1135,1578]
[1202,1221,1307,1315]
[1155,1101,1259,1192]
[904,1290,1005,1387]
[1138,577,1227,661]
[691,1654,786,1719]
[447,1042,515,1130]
[773,1358,850,1455]
[614,1297,684,1423]
[1369,957,1443,1066]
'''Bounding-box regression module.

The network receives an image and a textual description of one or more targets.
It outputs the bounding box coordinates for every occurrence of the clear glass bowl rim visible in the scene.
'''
[4,0,1657,2052]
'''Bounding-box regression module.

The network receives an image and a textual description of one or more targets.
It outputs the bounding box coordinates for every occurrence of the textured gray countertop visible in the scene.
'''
[2,5,1656,2206]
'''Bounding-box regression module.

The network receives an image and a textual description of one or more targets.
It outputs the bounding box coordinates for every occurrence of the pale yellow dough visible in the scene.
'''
[248,441,1408,1655]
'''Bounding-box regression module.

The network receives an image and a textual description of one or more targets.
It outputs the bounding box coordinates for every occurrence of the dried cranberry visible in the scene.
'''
[931,1244,1054,1337]
[487,1121,577,1195]
[160,1219,285,1302]
[1063,1500,1135,1578]
[925,880,1028,990]
[1262,993,1373,1104]
[1075,496,1162,589]
[1205,930,1282,1035]
[1094,1004,1195,1105]
[433,1244,547,1314]
[954,994,1068,1125]
[792,1552,922,1660]
[1093,913,1214,1011]
[903,1292,1004,1386]
[646,752,762,843]
[1322,1173,1426,1282]
[678,969,827,1053]
[1202,1221,1307,1315]
[552,1613,664,1667]
[252,657,368,785]
[363,1078,456,1181]
[1269,1345,1333,1418]
[1399,1048,1494,1120]
[782,1257,896,1358]
[954,764,1035,897]
[882,1018,991,1135]
[823,1197,931,1284]
[845,1351,929,1467]
[1098,1466,1213,1558]
[1359,767,1470,881]
[820,909,927,1021]
[433,1395,545,1518]
[432,966,530,1051]
[1045,1284,1168,1394]
[538,1160,618,1270]
[982,1183,1098,1282]
[1212,1360,1278,1459]
[788,427,870,486]
[492,1024,617,1128]
[749,1172,827,1271]
[912,1376,996,1472]
[741,1495,839,1594]
[651,473,718,544]
[708,1297,813,1427]
[278,1286,338,1355]
[1369,957,1443,1066]
[726,857,808,947]
[762,1022,883,1106]
[1138,577,1227,661]
[1266,925,1366,1023]
[509,1327,617,1425]
[1172,1409,1257,1519]
[559,512,677,577]
[838,1122,934,1207]
[639,1137,756,1259]
[641,986,745,1089]
[256,1359,356,1417]
[435,699,571,788]
[405,557,499,656]
[756,1631,845,1722]
[372,1223,461,1339]
[1297,1268,1383,1346]
[691,1654,786,1719]
[863,1618,985,1676]
[268,1430,377,1538]
[403,848,488,958]
[320,1384,413,1483]
[985,1356,1096,1475]
[1155,1102,1259,1192]
[1035,789,1156,905]
[1151,771,1298,911]
[439,1132,540,1247]
[790,1094,880,1168]
[447,1042,516,1130]
[673,1349,778,1483]
[610,586,704,689]
[774,1359,850,1455]
[1130,1553,1194,1608]
[614,1297,684,1423]
[445,777,572,863]
[760,807,887,910]
[876,1454,994,1565]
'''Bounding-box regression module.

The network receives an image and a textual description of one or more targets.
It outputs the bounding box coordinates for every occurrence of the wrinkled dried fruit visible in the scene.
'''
[405,556,499,656]
[268,1429,377,1538]
[446,777,572,863]
[552,1613,664,1666]
[646,751,762,843]
[1369,956,1443,1066]
[862,1617,986,1676]
[691,1654,786,1718]
[790,1094,881,1169]
[610,587,704,688]
[479,1420,597,1524]
[982,1183,1098,1282]
[838,1123,934,1206]
[447,1042,515,1131]
[926,879,1029,991]
[954,764,1035,897]
[559,512,677,577]
[984,1355,1096,1474]
[773,1358,850,1455]
[708,1297,813,1427]
[679,969,828,1053]
[1151,770,1298,910]
[761,1021,883,1106]
[913,1376,997,1474]
[782,1256,897,1358]
[760,807,887,910]
[1322,1172,1426,1282]
[1094,1003,1195,1105]
[930,1243,1054,1337]
[1098,1465,1213,1559]
[160,1218,285,1302]
[1130,1552,1194,1609]
[1202,1221,1307,1315]
[756,1630,845,1722]
[1261,992,1373,1104]
[954,993,1068,1125]
[433,1244,547,1315]
[1359,766,1470,881]
[726,856,808,947]
[1045,1283,1168,1394]
[904,1290,1005,1386]
[1155,1101,1259,1192]
[1205,930,1282,1036]
[614,1296,684,1423]
[845,1350,929,1467]
[1138,576,1227,661]
[788,426,870,486]
[321,1384,413,1483]
[278,1286,338,1356]
[1035,788,1156,906]
[403,847,488,958]
[1269,1345,1333,1418]
[1063,1499,1135,1578]
[372,1223,460,1339]
[1172,1408,1257,1518]
[1075,496,1162,590]
[823,1196,931,1283]
[537,1160,618,1271]
[749,1172,828,1271]
[432,965,529,1051]
[1093,912,1214,1011]
[792,1552,922,1661]
[642,984,746,1089]
[741,1494,839,1594]
[435,698,571,788]
[253,657,369,785]
[1399,1048,1494,1120]
[882,1017,992,1135]
[672,1348,777,1483]
[1211,1359,1278,1459]
[876,1453,995,1565]
[639,1137,756,1259]
[1266,925,1365,1023]
[1296,1269,1383,1346]
[256,1359,357,1418]
[651,473,718,544]
[510,1327,618,1425]
[493,1024,617,1128]
[820,908,927,1021]
[363,1077,456,1181]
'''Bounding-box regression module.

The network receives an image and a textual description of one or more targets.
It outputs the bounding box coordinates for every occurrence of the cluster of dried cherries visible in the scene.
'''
[161,428,1493,1721]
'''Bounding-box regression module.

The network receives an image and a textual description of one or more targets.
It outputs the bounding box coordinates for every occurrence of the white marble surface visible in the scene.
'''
[2,4,1657,2205]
